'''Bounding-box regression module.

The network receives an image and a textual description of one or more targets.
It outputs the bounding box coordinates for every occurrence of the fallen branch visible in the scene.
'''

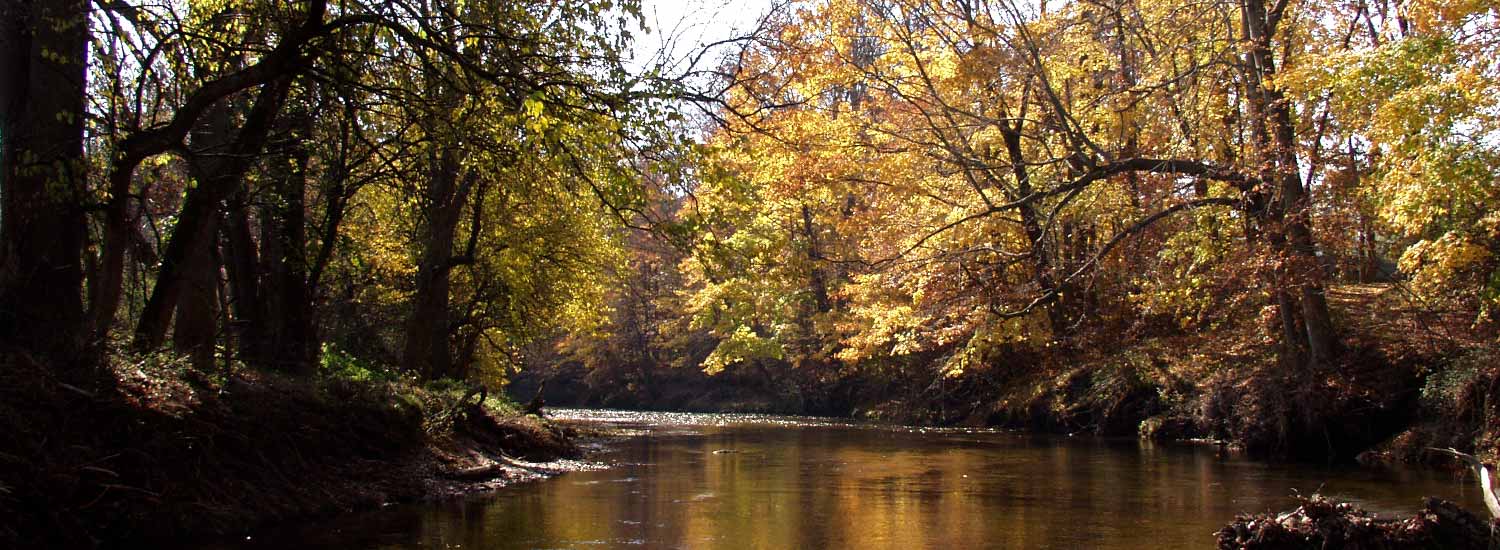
[442,463,509,481]
[1431,447,1500,519]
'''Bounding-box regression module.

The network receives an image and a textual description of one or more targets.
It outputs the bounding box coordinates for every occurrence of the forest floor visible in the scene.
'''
[0,352,591,549]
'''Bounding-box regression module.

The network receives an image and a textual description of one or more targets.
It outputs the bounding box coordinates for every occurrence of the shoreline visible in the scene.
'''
[0,359,614,549]
[191,420,639,548]
[1,354,1481,550]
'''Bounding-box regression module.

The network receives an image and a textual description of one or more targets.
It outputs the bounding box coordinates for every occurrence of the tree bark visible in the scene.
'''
[1000,120,1061,332]
[1240,0,1340,367]
[403,146,471,380]
[221,191,264,362]
[173,214,220,371]
[0,0,90,368]
[133,78,292,352]
[259,116,315,372]
[800,204,832,314]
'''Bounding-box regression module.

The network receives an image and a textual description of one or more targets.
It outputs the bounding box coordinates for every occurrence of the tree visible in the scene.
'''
[0,0,91,370]
[677,0,1358,387]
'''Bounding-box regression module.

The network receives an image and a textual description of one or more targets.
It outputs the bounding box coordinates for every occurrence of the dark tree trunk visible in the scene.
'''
[800,204,832,314]
[454,326,480,382]
[259,122,315,372]
[91,167,136,340]
[1240,0,1340,368]
[1000,121,1062,332]
[221,192,265,362]
[404,147,470,380]
[134,78,292,352]
[1359,215,1379,282]
[173,215,220,371]
[0,0,90,368]
[153,94,240,362]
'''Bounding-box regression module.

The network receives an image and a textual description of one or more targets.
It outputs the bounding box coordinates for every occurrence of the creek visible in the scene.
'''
[221,409,1484,549]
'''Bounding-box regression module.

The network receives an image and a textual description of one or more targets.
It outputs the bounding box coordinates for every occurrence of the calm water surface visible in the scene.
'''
[228,409,1485,549]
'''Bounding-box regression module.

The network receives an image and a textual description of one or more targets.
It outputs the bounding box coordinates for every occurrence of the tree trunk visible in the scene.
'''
[150,95,239,359]
[1240,0,1340,367]
[173,215,220,372]
[800,204,832,313]
[221,192,265,362]
[134,78,292,352]
[91,167,136,341]
[260,123,314,373]
[1359,215,1379,282]
[0,0,90,368]
[1001,121,1061,333]
[404,146,470,380]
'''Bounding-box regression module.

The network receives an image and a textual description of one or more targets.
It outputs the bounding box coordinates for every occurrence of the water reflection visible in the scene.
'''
[226,409,1485,549]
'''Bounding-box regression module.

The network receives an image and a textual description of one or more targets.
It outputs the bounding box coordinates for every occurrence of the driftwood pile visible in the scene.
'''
[1217,496,1494,549]
[1219,448,1500,549]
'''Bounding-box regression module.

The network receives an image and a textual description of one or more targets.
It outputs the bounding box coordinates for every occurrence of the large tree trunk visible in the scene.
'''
[1266,85,1339,367]
[1240,0,1340,368]
[221,192,265,362]
[91,167,137,341]
[259,119,315,373]
[404,146,470,380]
[0,0,90,368]
[173,215,220,372]
[133,79,292,352]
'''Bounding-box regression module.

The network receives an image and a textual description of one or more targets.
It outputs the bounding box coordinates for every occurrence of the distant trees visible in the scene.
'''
[558,0,1498,395]
[1307,0,1500,326]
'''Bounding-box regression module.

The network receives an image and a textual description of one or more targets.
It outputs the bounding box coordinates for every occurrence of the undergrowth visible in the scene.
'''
[0,346,566,548]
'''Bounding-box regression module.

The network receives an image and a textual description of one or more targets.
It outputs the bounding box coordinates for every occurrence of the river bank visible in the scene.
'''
[0,352,590,549]
[2,284,1489,547]
[198,409,1492,550]
[514,284,1498,466]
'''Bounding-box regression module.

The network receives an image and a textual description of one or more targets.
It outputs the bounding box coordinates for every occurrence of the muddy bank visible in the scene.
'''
[0,352,588,549]
[1217,496,1496,549]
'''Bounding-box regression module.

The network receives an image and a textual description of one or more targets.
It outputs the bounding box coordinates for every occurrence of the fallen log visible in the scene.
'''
[442,463,510,481]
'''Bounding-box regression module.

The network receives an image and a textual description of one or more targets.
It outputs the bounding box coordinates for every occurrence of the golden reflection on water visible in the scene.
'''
[402,411,1481,549]
[222,410,1487,549]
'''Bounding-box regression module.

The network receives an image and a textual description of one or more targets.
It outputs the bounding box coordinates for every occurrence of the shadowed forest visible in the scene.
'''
[1,0,1498,547]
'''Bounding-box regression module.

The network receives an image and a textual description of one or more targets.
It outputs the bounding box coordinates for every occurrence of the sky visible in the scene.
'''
[628,0,779,72]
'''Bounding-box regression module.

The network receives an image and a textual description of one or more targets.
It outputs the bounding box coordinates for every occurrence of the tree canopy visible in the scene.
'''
[0,0,1495,411]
